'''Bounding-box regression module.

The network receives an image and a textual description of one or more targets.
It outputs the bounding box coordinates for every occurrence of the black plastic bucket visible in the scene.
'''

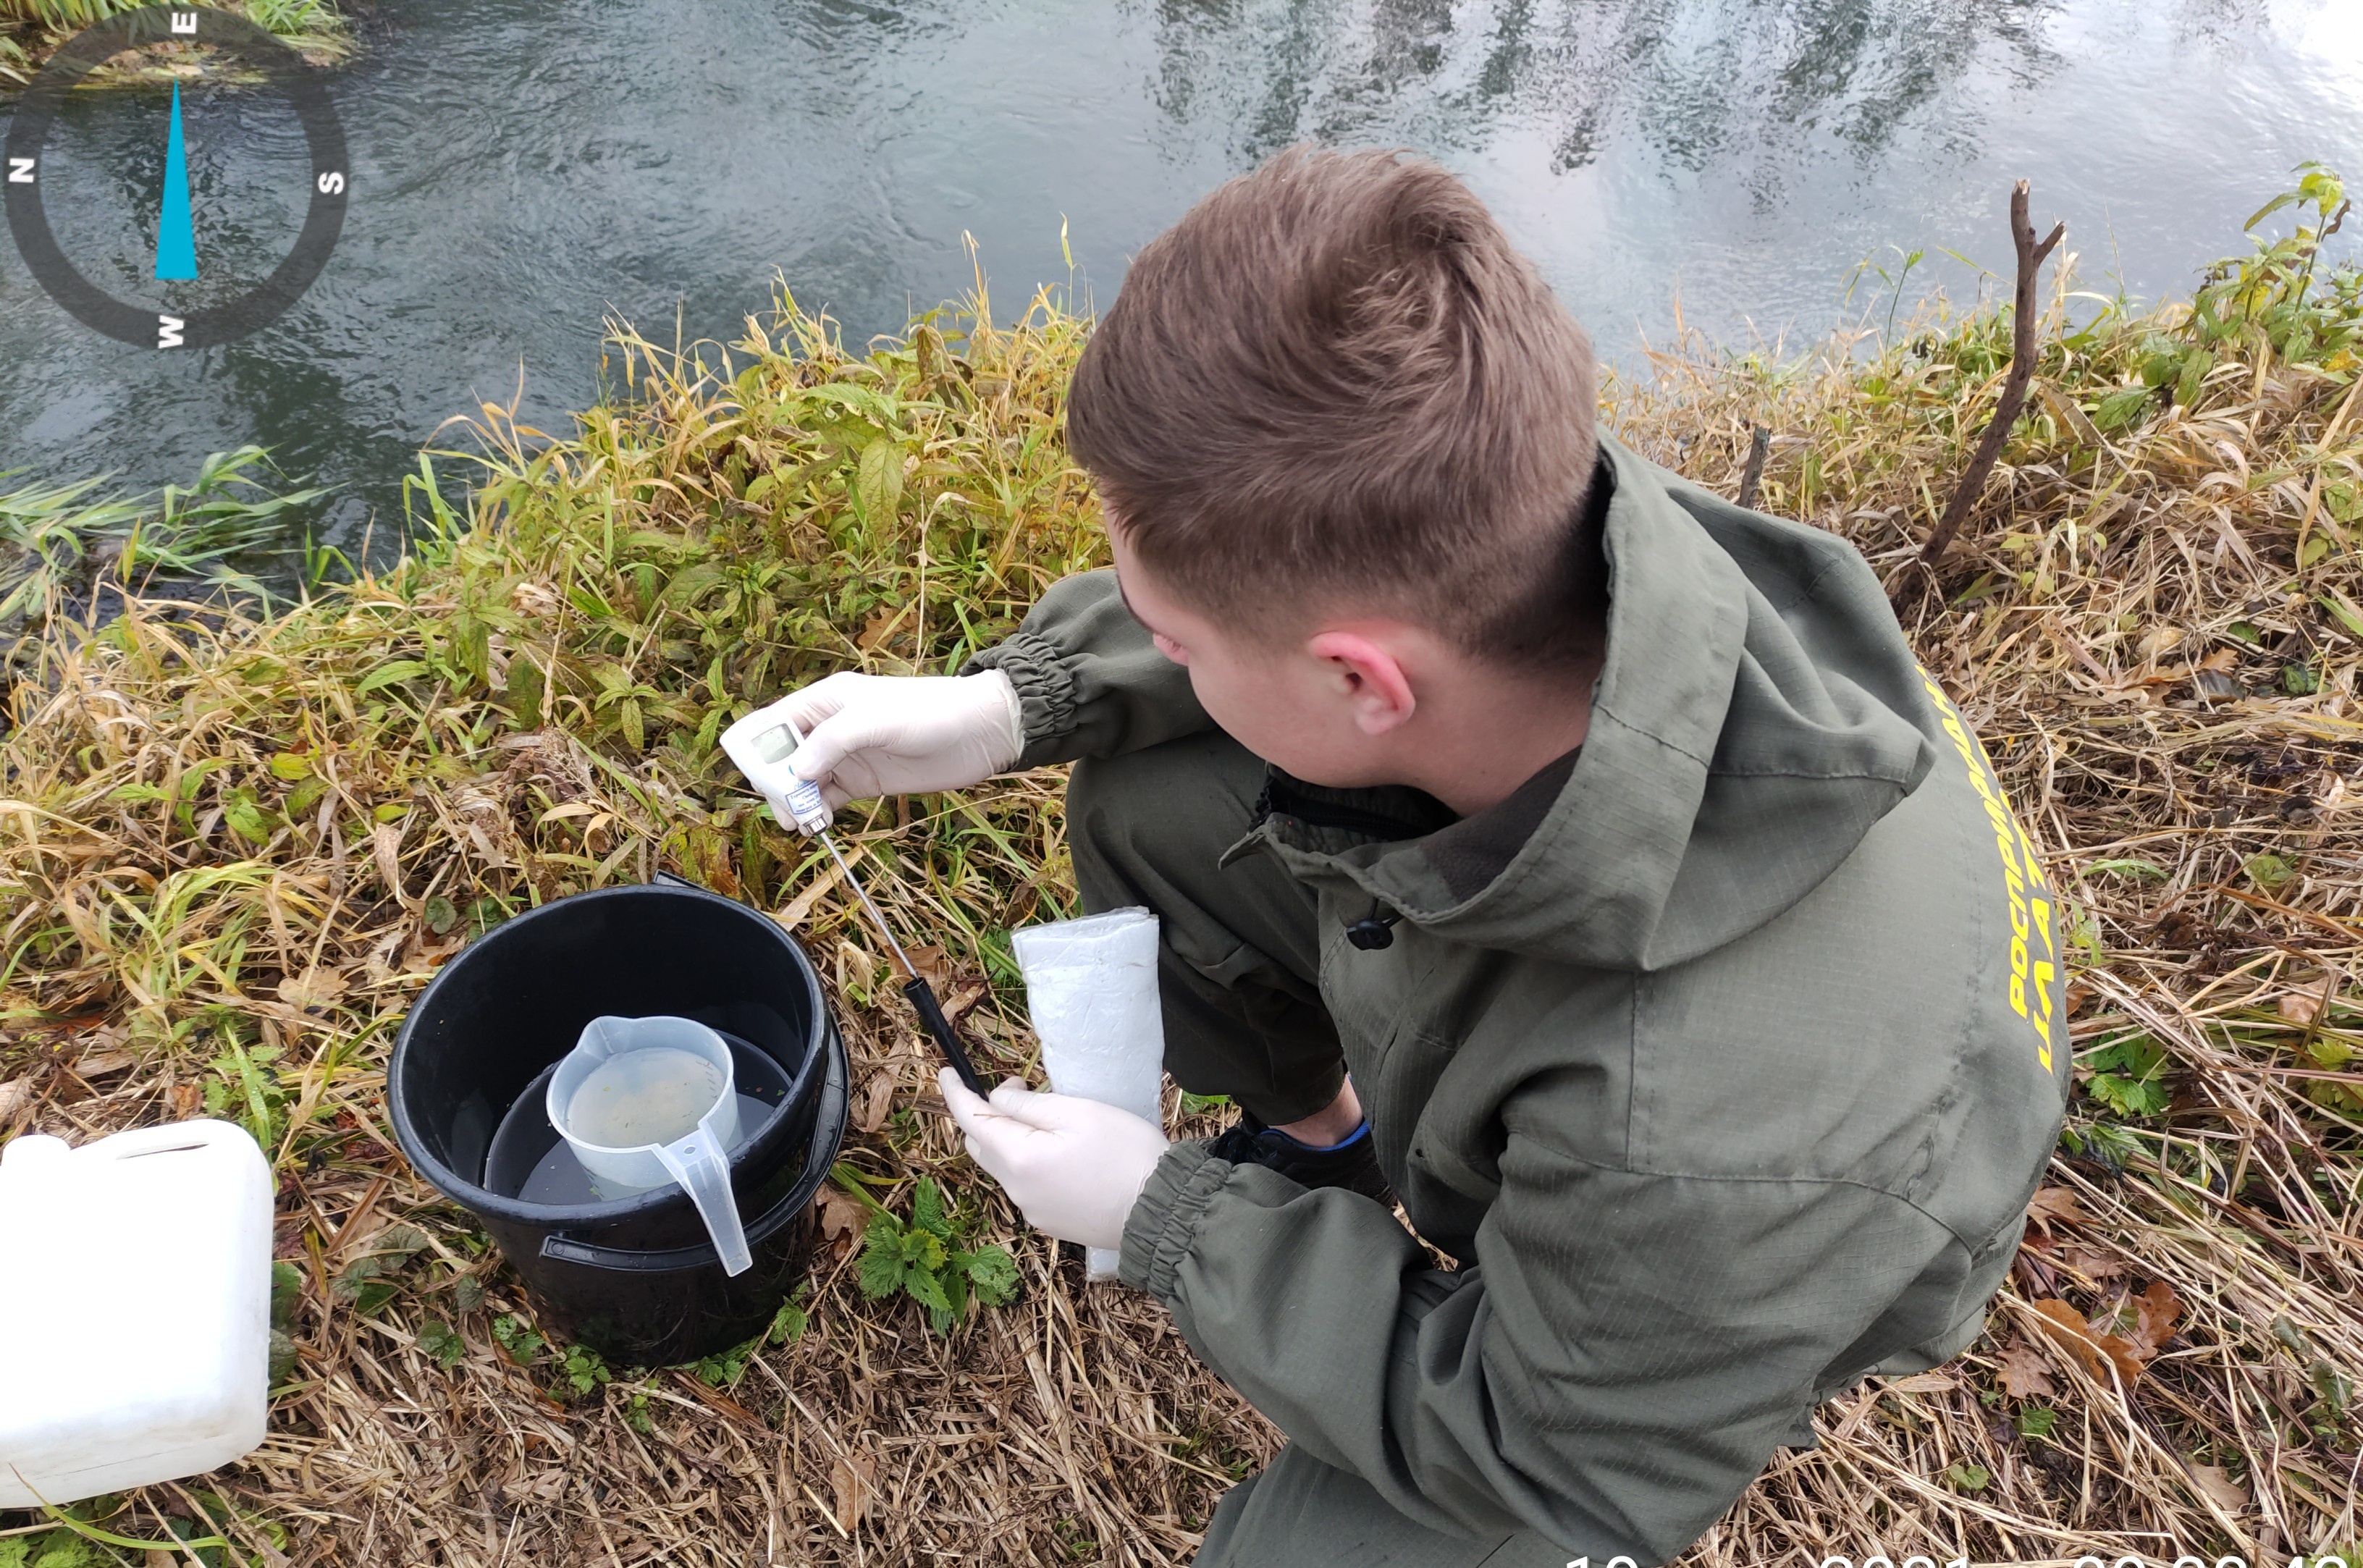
[389,875,848,1367]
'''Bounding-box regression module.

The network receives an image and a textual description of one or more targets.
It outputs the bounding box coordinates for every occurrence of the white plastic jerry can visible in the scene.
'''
[0,1118,274,1509]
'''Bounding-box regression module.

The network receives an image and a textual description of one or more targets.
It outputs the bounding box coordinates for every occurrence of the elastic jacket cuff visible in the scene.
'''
[961,631,1078,766]
[1119,1140,1231,1299]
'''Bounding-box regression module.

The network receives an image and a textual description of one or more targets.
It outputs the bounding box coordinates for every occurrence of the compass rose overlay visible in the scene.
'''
[4,5,348,350]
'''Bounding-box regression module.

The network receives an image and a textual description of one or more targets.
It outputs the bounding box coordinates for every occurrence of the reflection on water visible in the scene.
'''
[1,0,2357,557]
[1146,0,2063,174]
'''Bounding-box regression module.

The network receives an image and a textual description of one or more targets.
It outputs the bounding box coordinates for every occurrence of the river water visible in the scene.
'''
[3,0,2361,556]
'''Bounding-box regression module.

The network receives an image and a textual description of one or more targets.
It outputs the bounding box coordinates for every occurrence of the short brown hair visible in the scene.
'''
[1066,146,1604,669]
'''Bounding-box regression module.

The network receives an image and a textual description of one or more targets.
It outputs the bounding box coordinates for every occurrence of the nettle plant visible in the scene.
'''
[843,1171,1018,1335]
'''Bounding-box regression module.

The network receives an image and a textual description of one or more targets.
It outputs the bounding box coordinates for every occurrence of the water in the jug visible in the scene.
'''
[565,1046,724,1148]
[517,1090,774,1205]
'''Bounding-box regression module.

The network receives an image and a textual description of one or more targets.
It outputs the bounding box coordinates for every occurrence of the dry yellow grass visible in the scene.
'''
[4,181,2362,1566]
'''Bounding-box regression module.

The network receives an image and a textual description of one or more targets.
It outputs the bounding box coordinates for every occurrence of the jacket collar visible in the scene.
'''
[1234,432,1929,970]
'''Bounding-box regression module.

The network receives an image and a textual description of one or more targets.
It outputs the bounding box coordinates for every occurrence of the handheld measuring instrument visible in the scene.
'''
[721,703,989,1096]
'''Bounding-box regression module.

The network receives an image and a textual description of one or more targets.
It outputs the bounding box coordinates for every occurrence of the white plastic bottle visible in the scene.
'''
[0,1118,274,1509]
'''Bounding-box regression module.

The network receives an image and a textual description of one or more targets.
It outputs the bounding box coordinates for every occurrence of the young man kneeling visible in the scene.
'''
[775,148,2068,1568]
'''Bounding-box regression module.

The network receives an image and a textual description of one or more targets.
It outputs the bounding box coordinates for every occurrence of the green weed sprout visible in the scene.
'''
[846,1172,1017,1334]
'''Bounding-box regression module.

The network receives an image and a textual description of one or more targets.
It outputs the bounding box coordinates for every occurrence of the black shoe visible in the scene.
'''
[1204,1111,1396,1205]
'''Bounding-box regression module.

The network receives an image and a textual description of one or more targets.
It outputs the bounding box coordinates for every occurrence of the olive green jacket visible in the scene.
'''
[967,434,2070,1564]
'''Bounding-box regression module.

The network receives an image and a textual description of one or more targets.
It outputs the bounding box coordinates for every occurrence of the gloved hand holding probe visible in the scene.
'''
[775,670,1023,807]
[936,1068,1169,1253]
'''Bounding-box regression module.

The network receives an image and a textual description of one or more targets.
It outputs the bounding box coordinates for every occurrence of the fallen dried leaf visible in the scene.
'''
[856,603,909,652]
[167,1082,201,1118]
[940,982,986,1027]
[2031,1297,2147,1386]
[854,1068,896,1134]
[2037,380,2105,448]
[2278,990,2323,1025]
[673,1370,764,1426]
[0,1075,34,1129]
[1996,1341,2057,1399]
[2186,1460,2249,1511]
[906,944,955,990]
[1886,1372,1958,1394]
[2026,1186,2089,1234]
[770,861,844,934]
[74,1048,135,1076]
[371,820,406,896]
[502,1468,568,1504]
[2062,1246,2127,1283]
[2133,1278,2184,1355]
[830,1451,875,1533]
[363,927,406,986]
[279,964,350,1010]
[400,929,465,974]
[816,1186,869,1252]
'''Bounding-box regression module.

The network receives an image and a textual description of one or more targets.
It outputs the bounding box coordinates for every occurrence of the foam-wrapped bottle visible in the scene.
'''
[1010,906,1166,1278]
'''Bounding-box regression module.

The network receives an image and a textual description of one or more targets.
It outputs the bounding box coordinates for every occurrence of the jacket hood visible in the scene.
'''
[1244,434,1937,971]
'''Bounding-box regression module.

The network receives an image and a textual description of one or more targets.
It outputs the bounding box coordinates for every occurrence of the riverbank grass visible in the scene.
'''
[0,0,351,84]
[4,180,2362,1565]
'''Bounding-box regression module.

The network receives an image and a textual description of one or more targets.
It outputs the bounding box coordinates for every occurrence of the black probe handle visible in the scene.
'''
[905,977,987,1097]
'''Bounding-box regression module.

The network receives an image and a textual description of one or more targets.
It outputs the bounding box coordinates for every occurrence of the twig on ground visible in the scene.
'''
[1736,424,1772,511]
[1919,180,2065,570]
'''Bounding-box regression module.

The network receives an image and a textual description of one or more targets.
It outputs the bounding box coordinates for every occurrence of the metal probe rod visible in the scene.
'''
[820,831,988,1097]
[820,831,915,974]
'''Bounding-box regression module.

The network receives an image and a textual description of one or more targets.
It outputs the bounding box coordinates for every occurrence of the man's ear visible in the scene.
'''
[1306,631,1416,736]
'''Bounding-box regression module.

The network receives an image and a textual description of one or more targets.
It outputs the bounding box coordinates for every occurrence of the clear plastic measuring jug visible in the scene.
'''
[545,1015,753,1276]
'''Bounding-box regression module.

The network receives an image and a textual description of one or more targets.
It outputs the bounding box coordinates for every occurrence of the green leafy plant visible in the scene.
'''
[2081,1031,2171,1119]
[202,1036,290,1150]
[269,1259,304,1382]
[768,1281,812,1346]
[2059,1118,2144,1172]
[681,1281,817,1388]
[2246,852,2298,890]
[329,1223,429,1315]
[691,1336,757,1388]
[0,447,326,628]
[0,1530,99,1568]
[491,1312,544,1366]
[848,1173,1019,1334]
[1051,1515,1100,1562]
[2210,162,2357,366]
[560,1344,612,1399]
[178,1491,287,1568]
[0,1493,239,1568]
[417,1320,467,1370]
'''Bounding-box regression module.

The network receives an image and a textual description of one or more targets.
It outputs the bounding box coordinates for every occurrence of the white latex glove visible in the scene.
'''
[938,1068,1170,1253]
[778,670,1024,807]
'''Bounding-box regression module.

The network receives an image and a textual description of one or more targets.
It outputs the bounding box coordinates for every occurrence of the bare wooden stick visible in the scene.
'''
[1919,180,2065,567]
[1736,423,1772,510]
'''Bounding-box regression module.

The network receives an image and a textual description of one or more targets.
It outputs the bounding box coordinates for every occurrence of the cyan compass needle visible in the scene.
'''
[156,80,195,281]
